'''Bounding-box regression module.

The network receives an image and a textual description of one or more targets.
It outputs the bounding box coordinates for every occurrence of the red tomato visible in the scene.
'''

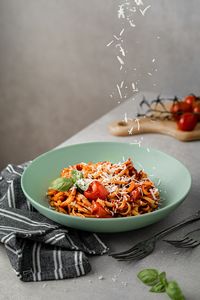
[183,94,197,108]
[177,112,198,131]
[84,181,109,200]
[75,164,83,171]
[130,188,141,201]
[91,201,112,218]
[170,101,193,120]
[193,103,200,121]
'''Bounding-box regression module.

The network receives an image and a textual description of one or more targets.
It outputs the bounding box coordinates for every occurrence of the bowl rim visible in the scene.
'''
[21,141,192,223]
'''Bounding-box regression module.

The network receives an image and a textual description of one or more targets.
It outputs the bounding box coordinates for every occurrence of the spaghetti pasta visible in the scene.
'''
[47,158,160,218]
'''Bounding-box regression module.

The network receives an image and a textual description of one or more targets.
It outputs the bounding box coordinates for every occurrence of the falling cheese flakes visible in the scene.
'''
[118,5,125,19]
[129,20,136,27]
[135,0,144,5]
[119,28,125,36]
[140,5,151,16]
[117,56,124,65]
[116,84,123,99]
[116,44,126,57]
[107,0,158,152]
[106,40,114,47]
[124,112,128,123]
[135,118,140,131]
[128,126,134,135]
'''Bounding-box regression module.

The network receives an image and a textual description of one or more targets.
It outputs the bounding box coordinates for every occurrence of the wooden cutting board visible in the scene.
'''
[108,118,200,142]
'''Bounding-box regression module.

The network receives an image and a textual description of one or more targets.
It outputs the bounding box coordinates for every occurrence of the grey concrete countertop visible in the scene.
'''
[1,92,200,300]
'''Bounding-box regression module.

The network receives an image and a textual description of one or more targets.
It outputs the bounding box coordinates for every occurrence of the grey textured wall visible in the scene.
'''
[0,0,200,169]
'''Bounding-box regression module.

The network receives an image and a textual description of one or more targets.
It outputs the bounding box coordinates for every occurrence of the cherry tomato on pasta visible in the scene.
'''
[91,201,112,218]
[177,112,198,131]
[84,181,109,200]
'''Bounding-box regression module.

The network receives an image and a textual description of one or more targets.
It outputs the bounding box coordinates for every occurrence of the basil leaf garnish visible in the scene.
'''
[137,269,159,286]
[49,170,84,193]
[71,170,83,183]
[49,177,74,192]
[76,179,91,191]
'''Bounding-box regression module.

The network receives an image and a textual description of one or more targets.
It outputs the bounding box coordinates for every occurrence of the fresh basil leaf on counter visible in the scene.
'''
[137,269,185,300]
[49,177,74,192]
[159,271,168,286]
[150,281,166,293]
[166,281,185,300]
[137,269,159,286]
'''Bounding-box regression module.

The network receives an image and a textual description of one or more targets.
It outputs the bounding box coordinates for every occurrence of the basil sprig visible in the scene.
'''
[75,179,91,192]
[71,170,83,182]
[49,170,85,192]
[137,268,185,300]
[166,281,185,300]
[49,177,74,192]
[71,169,91,191]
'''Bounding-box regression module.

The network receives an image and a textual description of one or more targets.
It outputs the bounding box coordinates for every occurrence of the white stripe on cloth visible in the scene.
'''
[58,249,63,279]
[45,233,65,245]
[36,243,42,281]
[0,211,47,228]
[26,199,32,211]
[5,244,23,258]
[5,239,26,259]
[6,165,12,174]
[0,225,44,235]
[3,232,24,258]
[93,233,108,253]
[0,208,57,229]
[7,185,12,208]
[1,232,15,243]
[66,235,79,250]
[52,234,65,244]
[17,165,25,170]
[0,193,7,203]
[74,251,81,277]
[11,180,16,208]
[79,251,85,275]
[0,229,10,236]
[32,243,37,281]
[7,164,22,177]
[53,248,59,280]
[6,180,16,208]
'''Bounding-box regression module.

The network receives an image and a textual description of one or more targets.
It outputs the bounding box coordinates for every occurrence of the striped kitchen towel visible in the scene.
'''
[0,163,108,282]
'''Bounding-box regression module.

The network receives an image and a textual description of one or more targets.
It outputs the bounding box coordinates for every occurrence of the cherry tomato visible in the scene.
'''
[183,94,197,108]
[130,188,141,201]
[91,201,112,218]
[177,112,198,131]
[84,181,109,200]
[193,103,200,121]
[75,164,83,171]
[170,101,193,120]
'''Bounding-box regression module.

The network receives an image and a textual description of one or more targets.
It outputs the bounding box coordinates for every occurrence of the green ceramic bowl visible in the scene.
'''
[21,142,191,233]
